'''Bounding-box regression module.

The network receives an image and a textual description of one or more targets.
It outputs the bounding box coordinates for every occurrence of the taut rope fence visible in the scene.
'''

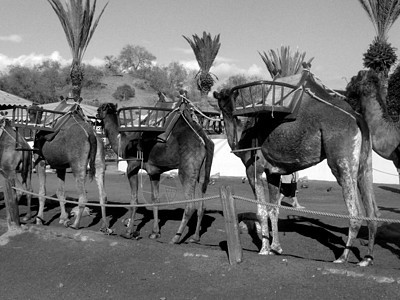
[5,184,400,265]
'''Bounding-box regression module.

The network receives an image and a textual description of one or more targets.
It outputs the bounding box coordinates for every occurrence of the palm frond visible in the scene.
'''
[358,0,400,41]
[183,31,221,73]
[47,0,108,64]
[259,46,314,78]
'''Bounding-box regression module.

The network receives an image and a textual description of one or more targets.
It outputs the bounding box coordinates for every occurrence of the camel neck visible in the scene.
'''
[102,113,124,154]
[221,110,243,151]
[361,90,400,156]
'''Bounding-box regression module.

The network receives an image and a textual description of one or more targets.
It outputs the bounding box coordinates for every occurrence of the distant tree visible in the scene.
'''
[112,84,135,101]
[147,65,169,94]
[104,55,121,75]
[220,74,257,90]
[82,64,103,89]
[118,44,156,73]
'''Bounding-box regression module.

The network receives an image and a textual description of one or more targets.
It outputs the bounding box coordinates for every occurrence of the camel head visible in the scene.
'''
[97,102,118,120]
[346,69,387,112]
[213,89,238,117]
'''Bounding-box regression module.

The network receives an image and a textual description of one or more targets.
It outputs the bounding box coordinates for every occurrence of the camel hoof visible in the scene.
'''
[188,237,200,244]
[22,215,31,222]
[149,232,161,239]
[169,235,181,244]
[35,217,44,225]
[68,224,80,230]
[358,257,373,267]
[258,249,271,256]
[120,231,140,240]
[100,227,114,235]
[270,247,283,255]
[333,258,346,264]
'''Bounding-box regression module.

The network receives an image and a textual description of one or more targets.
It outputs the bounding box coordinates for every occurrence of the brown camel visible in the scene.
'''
[0,118,33,227]
[33,105,110,232]
[213,70,379,266]
[346,69,400,182]
[96,100,214,243]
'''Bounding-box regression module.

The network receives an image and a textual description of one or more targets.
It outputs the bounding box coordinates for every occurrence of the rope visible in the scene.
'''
[12,186,219,208]
[234,195,400,224]
[11,187,400,224]
[180,95,222,122]
[305,88,357,121]
[373,168,398,176]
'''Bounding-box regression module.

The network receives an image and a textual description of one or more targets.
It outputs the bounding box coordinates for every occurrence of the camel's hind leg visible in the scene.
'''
[68,167,88,230]
[55,169,71,227]
[121,169,141,239]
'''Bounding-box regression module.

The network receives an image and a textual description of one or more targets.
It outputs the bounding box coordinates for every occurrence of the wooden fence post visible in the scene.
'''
[220,185,242,265]
[4,177,20,229]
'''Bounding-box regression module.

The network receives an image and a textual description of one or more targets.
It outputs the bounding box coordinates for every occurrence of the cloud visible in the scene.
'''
[0,34,22,43]
[0,51,106,72]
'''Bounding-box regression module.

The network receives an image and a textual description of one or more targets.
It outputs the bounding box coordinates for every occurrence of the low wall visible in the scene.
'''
[117,138,399,184]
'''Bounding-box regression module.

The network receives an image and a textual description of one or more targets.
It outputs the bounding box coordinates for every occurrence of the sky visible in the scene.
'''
[1,0,400,90]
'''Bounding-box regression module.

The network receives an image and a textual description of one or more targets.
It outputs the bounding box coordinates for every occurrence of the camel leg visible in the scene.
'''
[357,156,378,267]
[170,173,198,244]
[246,166,273,255]
[121,170,140,239]
[69,169,87,230]
[190,199,205,243]
[149,174,162,239]
[333,173,362,264]
[95,143,111,234]
[36,161,47,225]
[56,169,70,226]
[267,174,283,254]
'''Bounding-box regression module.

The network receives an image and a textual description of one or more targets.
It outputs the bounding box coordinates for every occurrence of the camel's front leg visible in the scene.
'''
[35,161,46,225]
[149,174,161,239]
[247,166,272,255]
[267,174,283,254]
[121,170,140,239]
[334,179,361,264]
[94,143,111,234]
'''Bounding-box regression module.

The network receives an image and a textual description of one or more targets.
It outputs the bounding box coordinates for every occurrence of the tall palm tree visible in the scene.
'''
[183,32,221,97]
[259,46,314,79]
[48,0,108,101]
[358,0,400,78]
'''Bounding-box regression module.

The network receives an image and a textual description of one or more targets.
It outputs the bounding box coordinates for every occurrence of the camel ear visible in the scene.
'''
[213,91,220,100]
[115,103,118,110]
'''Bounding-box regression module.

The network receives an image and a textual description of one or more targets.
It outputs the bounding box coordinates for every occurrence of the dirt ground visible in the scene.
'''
[1,164,400,299]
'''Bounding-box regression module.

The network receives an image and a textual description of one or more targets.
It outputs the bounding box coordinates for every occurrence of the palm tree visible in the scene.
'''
[48,0,108,101]
[183,32,221,97]
[259,46,314,78]
[358,0,400,79]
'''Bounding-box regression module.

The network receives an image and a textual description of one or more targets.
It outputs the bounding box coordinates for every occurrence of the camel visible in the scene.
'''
[0,117,33,225]
[32,105,110,233]
[346,69,400,183]
[96,100,214,243]
[213,70,379,266]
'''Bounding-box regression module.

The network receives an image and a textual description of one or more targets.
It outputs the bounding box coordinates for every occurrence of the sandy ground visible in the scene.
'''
[0,166,400,299]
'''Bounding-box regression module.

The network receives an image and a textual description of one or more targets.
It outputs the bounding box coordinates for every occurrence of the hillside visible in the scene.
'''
[78,73,219,114]
[80,74,159,107]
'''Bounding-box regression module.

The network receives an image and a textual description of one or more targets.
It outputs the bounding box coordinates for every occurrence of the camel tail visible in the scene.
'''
[88,131,97,181]
[201,137,214,194]
[20,149,32,186]
[356,116,380,217]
